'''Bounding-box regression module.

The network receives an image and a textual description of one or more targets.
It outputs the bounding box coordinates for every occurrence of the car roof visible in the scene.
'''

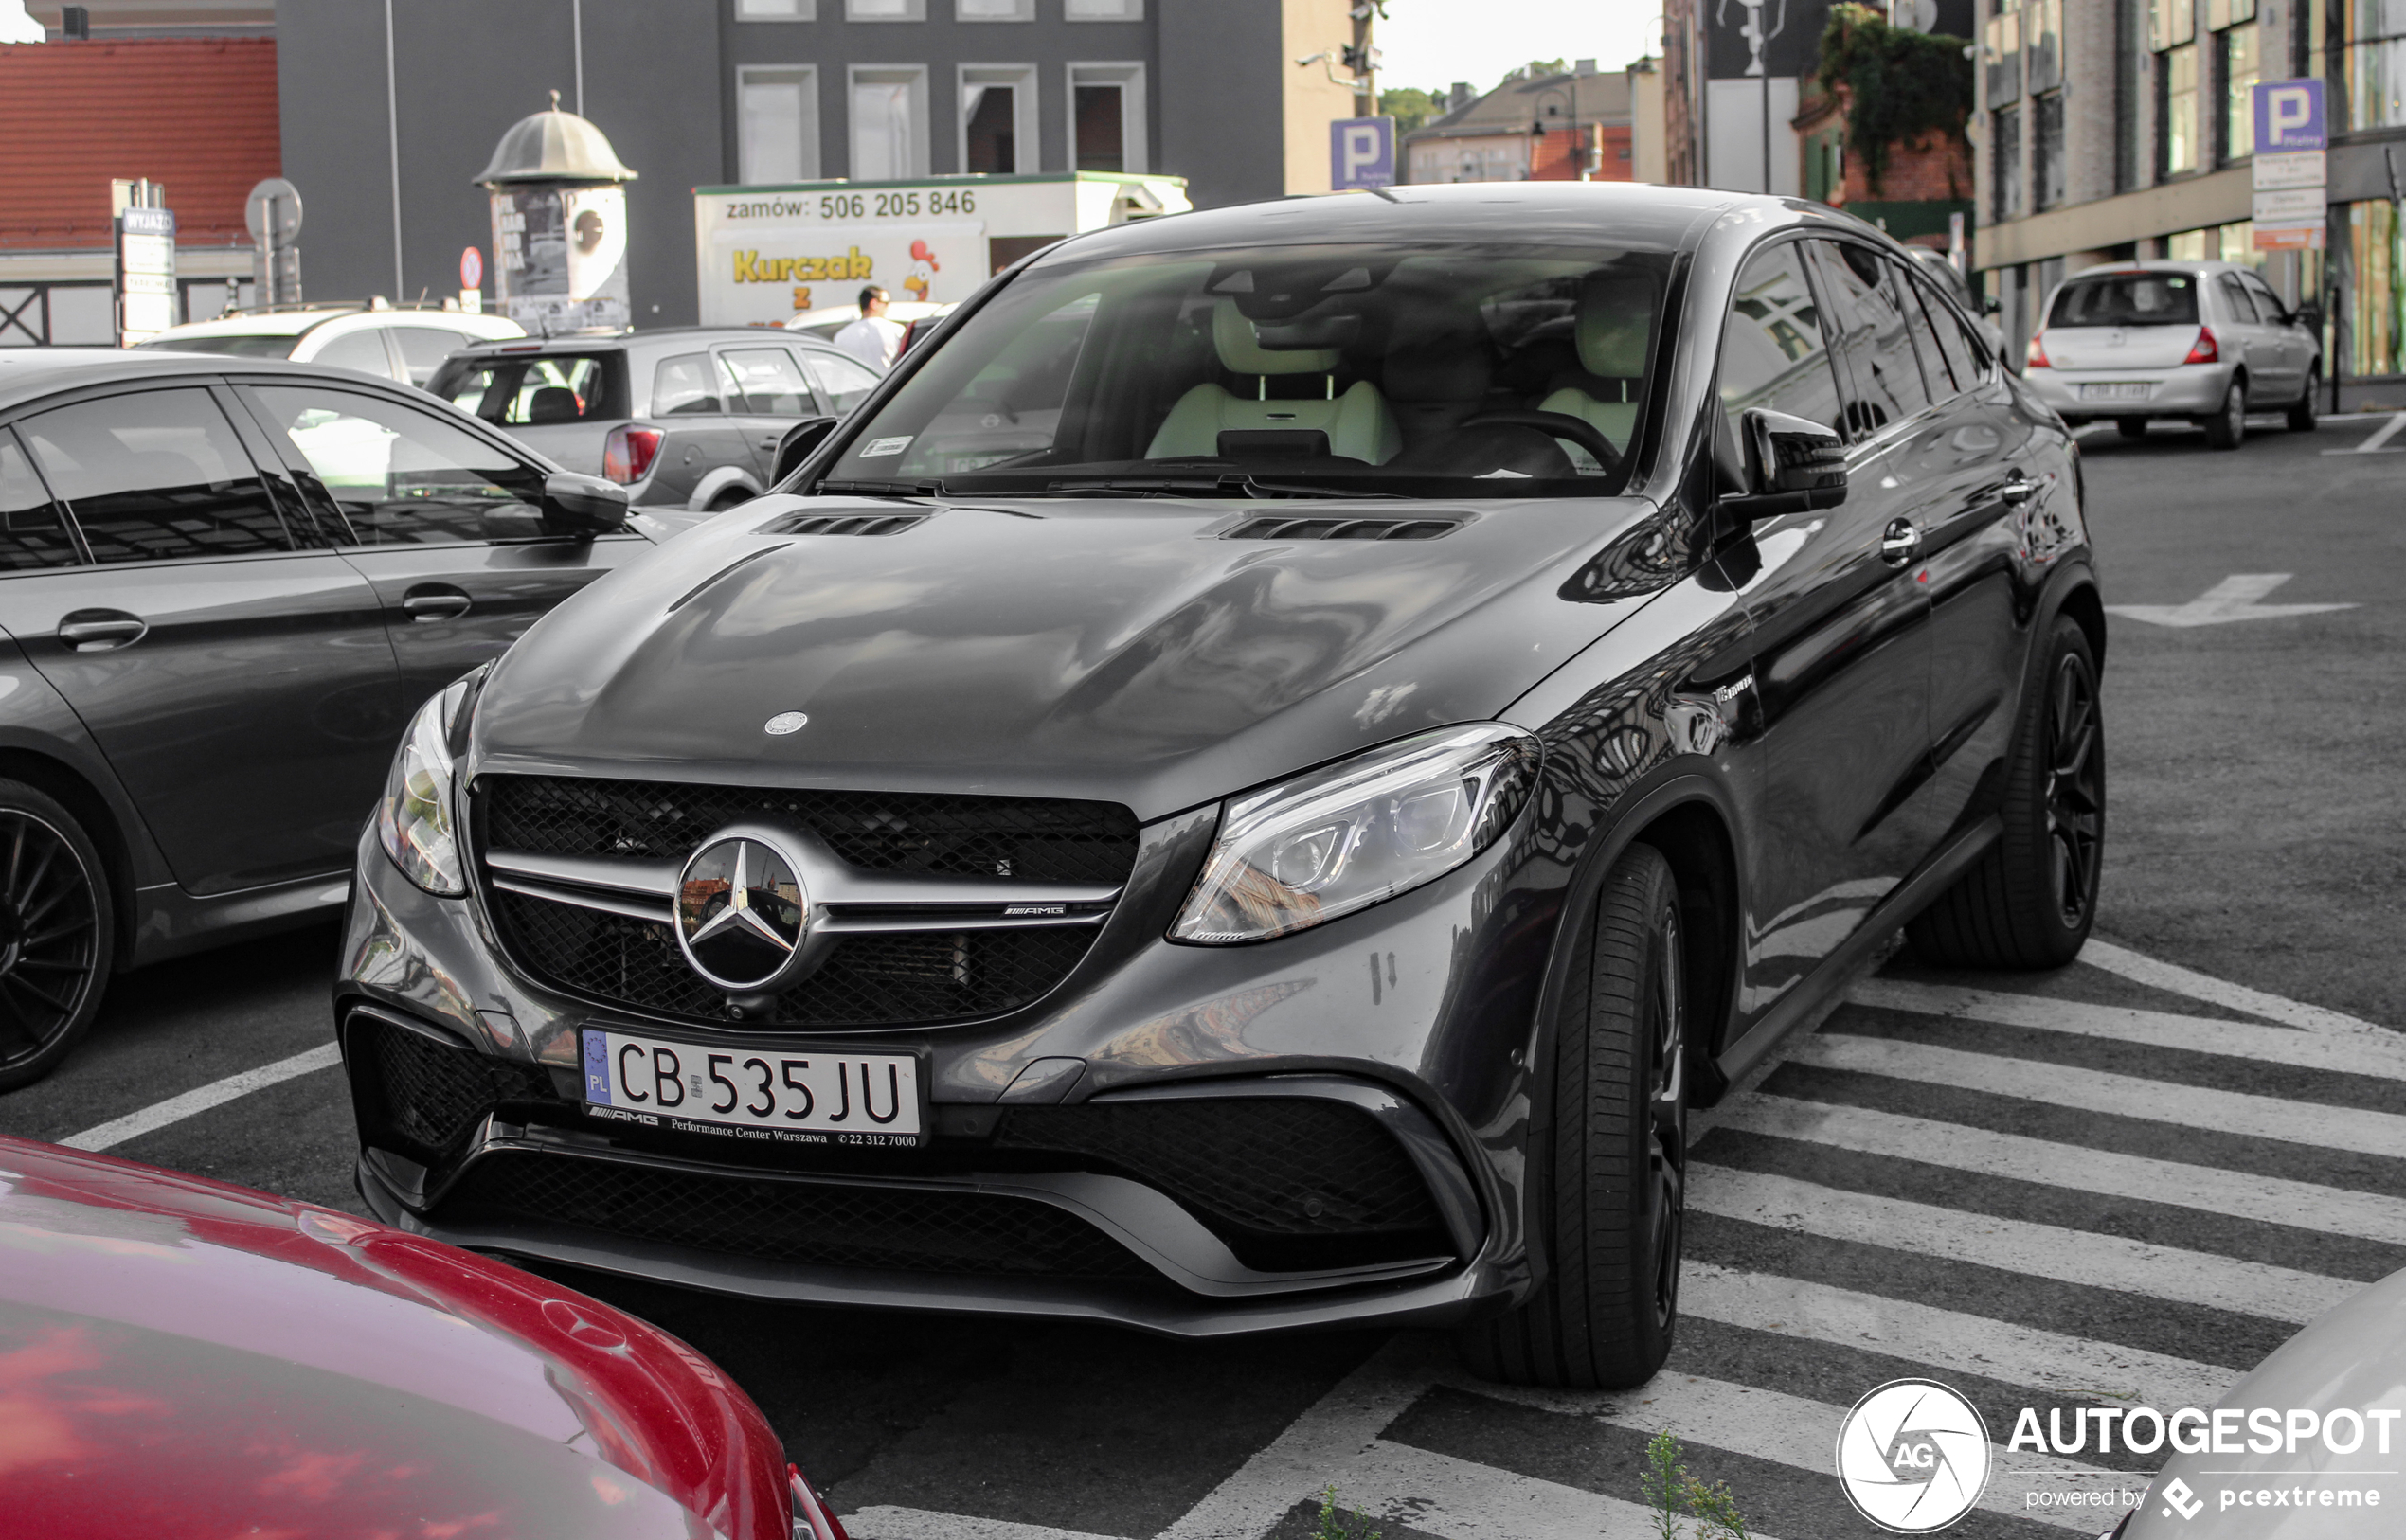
[148,308,524,343]
[2061,260,2258,279]
[448,326,848,357]
[0,348,471,413]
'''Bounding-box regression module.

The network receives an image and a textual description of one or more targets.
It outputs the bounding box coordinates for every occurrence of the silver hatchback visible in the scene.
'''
[2024,260,2322,448]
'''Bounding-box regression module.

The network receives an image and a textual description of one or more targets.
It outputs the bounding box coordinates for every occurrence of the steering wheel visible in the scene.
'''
[1459,410,1622,475]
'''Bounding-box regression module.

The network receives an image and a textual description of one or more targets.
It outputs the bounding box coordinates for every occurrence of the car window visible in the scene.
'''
[1716,242,1848,445]
[243,385,549,546]
[1811,241,1930,437]
[389,327,477,388]
[2049,272,2199,327]
[20,388,293,564]
[312,329,401,381]
[653,353,722,416]
[2216,273,2260,323]
[799,348,883,415]
[1909,272,1983,391]
[0,429,81,570]
[438,354,617,425]
[2240,273,2289,323]
[1892,257,1961,400]
[719,349,816,416]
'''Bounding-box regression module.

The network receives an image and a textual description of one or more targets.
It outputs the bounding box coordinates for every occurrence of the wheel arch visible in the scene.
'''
[2052,573,2108,667]
[0,747,142,965]
[686,465,762,511]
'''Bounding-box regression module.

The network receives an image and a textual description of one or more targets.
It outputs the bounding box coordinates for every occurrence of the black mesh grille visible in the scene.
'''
[367,1018,558,1153]
[439,1154,1153,1279]
[487,888,1100,1027]
[482,775,1140,886]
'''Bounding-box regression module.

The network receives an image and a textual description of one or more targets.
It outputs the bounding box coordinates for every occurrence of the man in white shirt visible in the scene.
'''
[832,286,906,371]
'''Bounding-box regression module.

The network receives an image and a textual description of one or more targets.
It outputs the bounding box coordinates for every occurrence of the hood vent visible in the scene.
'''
[1222,515,1463,542]
[768,510,931,536]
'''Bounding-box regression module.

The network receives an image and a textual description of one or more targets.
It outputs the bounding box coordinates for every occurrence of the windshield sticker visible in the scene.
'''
[860,437,912,458]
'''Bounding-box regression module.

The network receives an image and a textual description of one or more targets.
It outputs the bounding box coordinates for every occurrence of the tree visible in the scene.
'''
[1380,85,1445,134]
[1815,3,1973,195]
[1500,58,1569,85]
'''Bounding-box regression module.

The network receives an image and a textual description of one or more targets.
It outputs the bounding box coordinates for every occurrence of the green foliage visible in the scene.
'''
[1380,86,1444,134]
[1310,1483,1382,1540]
[1638,1430,1753,1540]
[1815,3,1974,195]
[1501,58,1570,85]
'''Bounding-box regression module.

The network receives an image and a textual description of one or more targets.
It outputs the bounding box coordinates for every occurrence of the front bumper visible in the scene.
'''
[2024,361,2234,418]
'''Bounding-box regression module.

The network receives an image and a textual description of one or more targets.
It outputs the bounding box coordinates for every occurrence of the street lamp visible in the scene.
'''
[1528,83,1575,180]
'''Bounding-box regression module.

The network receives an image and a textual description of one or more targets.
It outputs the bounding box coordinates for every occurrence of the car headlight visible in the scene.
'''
[375,674,476,896]
[1170,724,1541,945]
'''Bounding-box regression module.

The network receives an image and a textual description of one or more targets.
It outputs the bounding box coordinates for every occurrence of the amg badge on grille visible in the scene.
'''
[675,834,810,991]
[763,711,809,735]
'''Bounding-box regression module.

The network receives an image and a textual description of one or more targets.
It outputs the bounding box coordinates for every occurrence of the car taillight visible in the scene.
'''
[2024,331,2052,368]
[602,423,663,485]
[2184,326,2219,365]
[790,1465,849,1540]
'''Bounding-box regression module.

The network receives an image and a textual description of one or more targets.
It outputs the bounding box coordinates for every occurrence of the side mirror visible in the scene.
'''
[1722,407,1847,520]
[770,416,839,488]
[542,470,630,535]
[2293,301,2325,332]
[1983,295,2003,315]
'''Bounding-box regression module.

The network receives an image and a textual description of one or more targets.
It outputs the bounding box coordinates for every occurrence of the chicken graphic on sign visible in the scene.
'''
[903,240,940,301]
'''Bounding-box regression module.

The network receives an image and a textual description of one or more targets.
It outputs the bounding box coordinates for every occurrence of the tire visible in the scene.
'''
[2114,417,2148,439]
[2289,370,2320,433]
[0,780,113,1092]
[1907,618,2105,971]
[1456,843,1688,1389]
[2202,378,2246,450]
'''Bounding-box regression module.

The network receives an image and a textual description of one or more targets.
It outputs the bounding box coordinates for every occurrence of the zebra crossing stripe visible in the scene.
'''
[842,1511,1116,1540]
[1715,1094,2406,1247]
[2079,939,2387,1037]
[1789,1033,2406,1159]
[1849,977,2406,1082]
[1679,1262,2239,1408]
[1686,1163,2361,1325]
[1338,1438,1791,1540]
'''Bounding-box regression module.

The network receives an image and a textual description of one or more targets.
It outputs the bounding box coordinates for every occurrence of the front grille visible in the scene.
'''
[367,1017,557,1154]
[439,1153,1154,1280]
[483,776,1140,886]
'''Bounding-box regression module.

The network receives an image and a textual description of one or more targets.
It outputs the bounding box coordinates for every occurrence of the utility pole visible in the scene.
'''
[1350,0,1377,119]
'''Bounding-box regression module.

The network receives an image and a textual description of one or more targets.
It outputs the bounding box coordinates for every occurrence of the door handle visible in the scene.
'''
[1877,518,1922,564]
[58,611,148,651]
[1999,474,2037,506]
[402,585,474,623]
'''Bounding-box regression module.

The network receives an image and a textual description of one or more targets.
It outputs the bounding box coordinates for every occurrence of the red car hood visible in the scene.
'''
[0,1137,789,1539]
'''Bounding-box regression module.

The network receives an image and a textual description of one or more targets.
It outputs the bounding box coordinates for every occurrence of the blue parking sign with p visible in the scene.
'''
[1332,116,1395,190]
[2255,78,2325,152]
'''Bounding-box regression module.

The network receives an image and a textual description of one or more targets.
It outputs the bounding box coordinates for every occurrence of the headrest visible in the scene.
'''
[527,386,582,423]
[1214,300,1339,375]
[1576,273,1656,378]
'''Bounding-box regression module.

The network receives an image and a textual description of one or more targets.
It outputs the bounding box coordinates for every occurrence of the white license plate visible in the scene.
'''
[2080,382,2152,402]
[580,1028,925,1147]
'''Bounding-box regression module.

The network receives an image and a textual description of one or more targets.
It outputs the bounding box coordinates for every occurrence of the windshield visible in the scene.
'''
[2049,273,2200,328]
[818,242,1671,498]
[135,333,299,359]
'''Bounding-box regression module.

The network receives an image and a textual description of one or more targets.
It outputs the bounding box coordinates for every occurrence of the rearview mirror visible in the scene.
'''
[542,471,630,535]
[1722,407,1847,521]
[770,416,839,488]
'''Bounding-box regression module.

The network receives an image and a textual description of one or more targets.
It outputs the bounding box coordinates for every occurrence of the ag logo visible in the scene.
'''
[1835,1379,1991,1532]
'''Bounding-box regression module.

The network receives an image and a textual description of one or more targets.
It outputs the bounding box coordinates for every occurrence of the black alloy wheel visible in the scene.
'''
[0,781,112,1093]
[1457,842,1689,1389]
[2043,650,2106,930]
[2204,379,2247,450]
[2289,370,2321,433]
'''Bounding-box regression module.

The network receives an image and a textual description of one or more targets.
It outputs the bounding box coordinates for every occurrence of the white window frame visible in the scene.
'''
[737,65,821,184]
[849,64,932,180]
[845,0,925,18]
[734,0,816,19]
[1066,61,1146,173]
[955,0,1033,18]
[1064,0,1142,18]
[958,64,1037,174]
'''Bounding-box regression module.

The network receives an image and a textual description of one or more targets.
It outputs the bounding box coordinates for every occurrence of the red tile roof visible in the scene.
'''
[0,37,278,250]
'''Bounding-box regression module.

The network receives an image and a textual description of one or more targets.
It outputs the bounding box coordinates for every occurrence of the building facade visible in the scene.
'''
[1400,64,1633,185]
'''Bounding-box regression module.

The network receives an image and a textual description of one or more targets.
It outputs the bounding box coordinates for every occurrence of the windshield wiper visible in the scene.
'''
[816,477,948,498]
[1015,475,1403,501]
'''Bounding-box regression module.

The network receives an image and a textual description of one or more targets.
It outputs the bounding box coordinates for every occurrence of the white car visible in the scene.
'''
[138,303,526,390]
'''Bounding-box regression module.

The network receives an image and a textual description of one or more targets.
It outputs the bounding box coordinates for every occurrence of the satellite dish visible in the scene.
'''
[245,178,303,244]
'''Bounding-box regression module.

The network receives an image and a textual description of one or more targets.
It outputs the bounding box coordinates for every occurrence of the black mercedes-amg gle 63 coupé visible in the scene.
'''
[337,183,2106,1389]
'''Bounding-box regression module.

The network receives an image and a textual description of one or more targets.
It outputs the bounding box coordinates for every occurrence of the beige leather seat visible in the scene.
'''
[1538,274,1656,455]
[1145,301,1402,464]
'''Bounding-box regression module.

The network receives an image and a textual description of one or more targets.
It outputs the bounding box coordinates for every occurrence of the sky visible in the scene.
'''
[1373,0,1666,98]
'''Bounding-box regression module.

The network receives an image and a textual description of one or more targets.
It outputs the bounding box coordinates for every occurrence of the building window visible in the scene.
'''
[961,65,1034,173]
[2025,0,2062,93]
[1984,3,2023,106]
[2034,91,2065,211]
[2149,0,2196,50]
[2166,227,2208,260]
[2224,22,2259,159]
[1992,104,2023,222]
[850,66,930,179]
[2162,42,2200,174]
[739,67,820,184]
[956,0,1032,17]
[1068,63,1145,172]
[847,0,925,18]
[736,0,815,17]
[2343,1,2406,131]
[1064,0,1142,18]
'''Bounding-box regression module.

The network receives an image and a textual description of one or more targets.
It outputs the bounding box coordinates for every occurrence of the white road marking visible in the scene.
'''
[1848,977,2406,1081]
[60,1042,343,1153]
[1716,1094,2406,1247]
[2320,408,2406,452]
[1789,1032,2406,1159]
[1687,1164,2361,1325]
[1159,1334,1444,1540]
[2105,573,2358,628]
[1339,1439,1790,1540]
[842,1511,1119,1540]
[2080,938,2389,1036]
[1680,1262,2240,1409]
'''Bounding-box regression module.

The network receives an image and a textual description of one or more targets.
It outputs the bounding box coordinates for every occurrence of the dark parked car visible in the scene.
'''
[338,184,2107,1389]
[0,349,663,1089]
[0,1134,844,1538]
[433,328,885,519]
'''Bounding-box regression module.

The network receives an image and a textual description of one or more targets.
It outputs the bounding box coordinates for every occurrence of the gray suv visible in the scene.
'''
[431,330,884,521]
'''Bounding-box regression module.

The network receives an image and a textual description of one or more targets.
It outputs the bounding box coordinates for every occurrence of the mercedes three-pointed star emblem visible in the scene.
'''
[674,832,810,993]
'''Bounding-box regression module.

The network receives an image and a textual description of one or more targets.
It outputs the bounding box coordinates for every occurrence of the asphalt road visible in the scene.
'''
[2,408,2398,1539]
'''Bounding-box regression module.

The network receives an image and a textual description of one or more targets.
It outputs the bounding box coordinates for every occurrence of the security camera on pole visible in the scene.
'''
[475,91,637,335]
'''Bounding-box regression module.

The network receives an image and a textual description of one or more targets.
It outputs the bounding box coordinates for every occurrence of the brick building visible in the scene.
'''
[1401,63,1634,184]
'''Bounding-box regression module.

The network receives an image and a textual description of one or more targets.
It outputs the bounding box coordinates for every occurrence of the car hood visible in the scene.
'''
[0,1137,787,1540]
[472,493,1667,819]
[2123,1266,2406,1537]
